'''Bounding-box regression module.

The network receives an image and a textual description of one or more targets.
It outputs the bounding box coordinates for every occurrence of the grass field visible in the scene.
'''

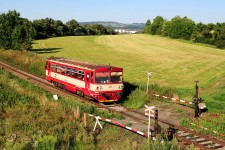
[1,34,225,144]
[32,34,225,100]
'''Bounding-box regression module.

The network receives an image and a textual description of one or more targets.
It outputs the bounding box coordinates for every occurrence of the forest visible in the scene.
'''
[142,16,225,48]
[0,10,116,51]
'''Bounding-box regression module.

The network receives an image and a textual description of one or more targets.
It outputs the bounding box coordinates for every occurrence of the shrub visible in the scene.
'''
[122,88,149,109]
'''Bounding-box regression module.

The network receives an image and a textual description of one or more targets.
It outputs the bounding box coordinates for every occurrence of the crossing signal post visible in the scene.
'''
[146,72,153,94]
[145,105,155,138]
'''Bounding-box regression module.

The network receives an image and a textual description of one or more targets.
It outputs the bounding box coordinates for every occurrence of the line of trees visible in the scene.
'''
[33,18,116,39]
[142,16,225,49]
[0,10,116,51]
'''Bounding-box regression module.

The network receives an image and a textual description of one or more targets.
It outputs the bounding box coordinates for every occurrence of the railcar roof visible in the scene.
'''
[47,57,118,70]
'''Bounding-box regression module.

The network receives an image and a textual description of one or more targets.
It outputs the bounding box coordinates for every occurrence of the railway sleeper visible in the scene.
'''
[199,140,213,146]
[195,138,208,143]
[186,135,198,139]
[209,144,224,149]
[178,132,190,137]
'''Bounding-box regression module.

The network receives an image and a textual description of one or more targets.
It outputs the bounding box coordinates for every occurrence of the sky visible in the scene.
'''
[1,0,225,24]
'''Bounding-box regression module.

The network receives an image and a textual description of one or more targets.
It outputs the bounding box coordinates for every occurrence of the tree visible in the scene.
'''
[150,16,165,35]
[164,16,195,40]
[191,22,213,44]
[82,25,95,35]
[33,18,60,39]
[145,19,151,26]
[142,19,151,34]
[82,24,115,35]
[215,23,225,48]
[105,27,116,35]
[0,10,20,49]
[0,10,34,50]
[12,19,34,50]
[33,19,48,39]
[161,21,170,36]
[53,20,67,36]
[65,19,83,36]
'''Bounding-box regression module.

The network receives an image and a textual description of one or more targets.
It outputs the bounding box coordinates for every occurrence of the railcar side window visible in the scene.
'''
[66,68,71,76]
[56,65,61,73]
[78,71,84,80]
[71,69,84,80]
[51,64,56,72]
[72,69,78,78]
[61,66,66,75]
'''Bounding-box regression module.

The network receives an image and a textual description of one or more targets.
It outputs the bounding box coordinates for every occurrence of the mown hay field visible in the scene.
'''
[32,34,225,99]
[33,34,225,94]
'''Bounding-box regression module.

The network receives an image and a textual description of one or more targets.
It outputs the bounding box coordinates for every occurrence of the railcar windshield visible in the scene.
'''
[111,72,123,83]
[96,72,110,83]
[95,72,123,83]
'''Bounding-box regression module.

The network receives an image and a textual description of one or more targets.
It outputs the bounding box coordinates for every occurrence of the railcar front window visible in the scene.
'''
[96,72,110,83]
[111,72,123,83]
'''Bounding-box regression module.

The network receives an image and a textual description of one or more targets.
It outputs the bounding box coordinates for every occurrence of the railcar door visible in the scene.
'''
[86,71,91,90]
[45,61,50,76]
[85,71,94,91]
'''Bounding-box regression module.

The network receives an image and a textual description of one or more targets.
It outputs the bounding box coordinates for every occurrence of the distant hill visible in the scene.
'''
[79,21,145,30]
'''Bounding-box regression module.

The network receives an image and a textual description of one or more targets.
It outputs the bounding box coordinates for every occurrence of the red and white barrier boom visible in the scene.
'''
[152,93,193,105]
[190,123,224,137]
[88,114,148,137]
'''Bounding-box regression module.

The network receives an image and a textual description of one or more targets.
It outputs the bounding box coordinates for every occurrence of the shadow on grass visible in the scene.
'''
[30,48,61,54]
[119,81,138,103]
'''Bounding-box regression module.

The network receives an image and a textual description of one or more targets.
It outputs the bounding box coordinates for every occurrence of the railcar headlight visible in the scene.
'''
[119,85,124,89]
[96,86,102,90]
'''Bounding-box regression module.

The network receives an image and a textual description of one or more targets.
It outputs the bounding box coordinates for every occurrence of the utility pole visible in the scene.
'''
[195,80,199,99]
[193,80,200,118]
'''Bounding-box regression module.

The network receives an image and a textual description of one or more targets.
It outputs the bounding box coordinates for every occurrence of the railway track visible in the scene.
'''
[1,60,225,150]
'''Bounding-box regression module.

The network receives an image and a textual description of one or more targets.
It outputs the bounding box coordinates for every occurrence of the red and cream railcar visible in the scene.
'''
[45,57,124,102]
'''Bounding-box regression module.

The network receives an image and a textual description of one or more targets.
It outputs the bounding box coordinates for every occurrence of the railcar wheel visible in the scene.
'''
[62,85,66,90]
[76,90,84,97]
[53,81,58,87]
[80,91,84,97]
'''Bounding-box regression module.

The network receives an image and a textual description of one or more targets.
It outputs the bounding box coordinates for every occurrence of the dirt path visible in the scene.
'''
[114,102,195,134]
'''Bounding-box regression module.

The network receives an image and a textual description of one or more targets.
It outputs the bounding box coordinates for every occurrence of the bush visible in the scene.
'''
[122,88,149,109]
[215,40,225,49]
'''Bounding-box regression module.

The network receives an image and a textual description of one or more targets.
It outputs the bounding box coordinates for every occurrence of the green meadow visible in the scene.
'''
[1,34,225,143]
[32,34,225,100]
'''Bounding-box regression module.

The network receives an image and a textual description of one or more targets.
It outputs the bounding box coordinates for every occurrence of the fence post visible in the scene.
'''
[83,112,87,127]
[154,109,158,136]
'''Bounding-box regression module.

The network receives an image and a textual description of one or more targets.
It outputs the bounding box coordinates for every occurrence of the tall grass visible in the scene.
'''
[181,114,225,140]
[0,50,45,77]
[0,71,122,149]
[122,87,149,109]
